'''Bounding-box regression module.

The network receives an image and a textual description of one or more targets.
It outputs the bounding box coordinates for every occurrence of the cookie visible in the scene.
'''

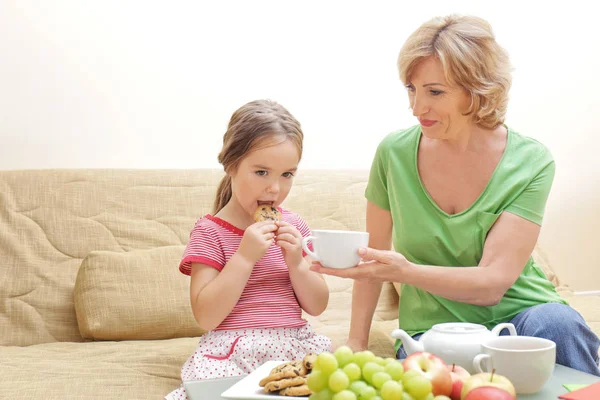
[279,384,312,396]
[264,376,307,392]
[253,204,281,222]
[270,360,303,374]
[302,353,317,371]
[259,370,299,387]
[261,360,309,387]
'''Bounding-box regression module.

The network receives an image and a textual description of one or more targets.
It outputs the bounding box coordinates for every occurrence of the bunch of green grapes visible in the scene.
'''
[307,347,450,400]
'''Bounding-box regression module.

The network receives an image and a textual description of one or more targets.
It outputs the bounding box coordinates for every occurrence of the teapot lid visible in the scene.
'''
[431,323,487,334]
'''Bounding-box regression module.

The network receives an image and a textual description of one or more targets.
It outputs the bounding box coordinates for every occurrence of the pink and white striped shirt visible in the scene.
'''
[179,208,313,331]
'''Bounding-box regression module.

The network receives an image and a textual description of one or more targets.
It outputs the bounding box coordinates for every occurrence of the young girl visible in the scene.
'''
[166,100,331,400]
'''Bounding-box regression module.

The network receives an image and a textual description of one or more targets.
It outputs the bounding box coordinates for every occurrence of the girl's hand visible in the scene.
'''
[237,221,277,264]
[275,221,304,269]
[309,247,410,283]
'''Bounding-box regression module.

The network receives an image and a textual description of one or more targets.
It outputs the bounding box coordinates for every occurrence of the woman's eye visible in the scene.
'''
[405,84,415,93]
[256,170,267,176]
[430,90,443,96]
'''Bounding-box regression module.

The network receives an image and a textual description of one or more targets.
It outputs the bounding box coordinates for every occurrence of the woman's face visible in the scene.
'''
[406,56,474,139]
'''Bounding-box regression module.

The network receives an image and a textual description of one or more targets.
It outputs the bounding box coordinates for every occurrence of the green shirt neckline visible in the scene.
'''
[414,125,513,219]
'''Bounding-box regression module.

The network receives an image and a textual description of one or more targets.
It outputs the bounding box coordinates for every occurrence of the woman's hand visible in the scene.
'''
[310,247,412,283]
[237,221,277,264]
[275,221,304,269]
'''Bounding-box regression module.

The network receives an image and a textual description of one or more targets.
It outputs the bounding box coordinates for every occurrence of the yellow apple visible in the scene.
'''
[403,351,452,397]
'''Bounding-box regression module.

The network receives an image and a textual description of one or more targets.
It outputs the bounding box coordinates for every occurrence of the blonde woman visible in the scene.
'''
[311,15,600,375]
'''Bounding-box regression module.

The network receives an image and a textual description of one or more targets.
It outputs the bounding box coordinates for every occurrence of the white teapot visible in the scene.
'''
[391,322,517,373]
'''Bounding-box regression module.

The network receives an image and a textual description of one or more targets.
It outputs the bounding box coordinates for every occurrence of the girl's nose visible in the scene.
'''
[267,181,279,194]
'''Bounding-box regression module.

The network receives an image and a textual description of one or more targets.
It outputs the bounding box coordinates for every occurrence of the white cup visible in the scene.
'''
[473,336,556,394]
[301,230,369,269]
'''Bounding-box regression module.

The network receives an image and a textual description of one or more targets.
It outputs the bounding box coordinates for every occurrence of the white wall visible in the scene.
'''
[1,1,599,290]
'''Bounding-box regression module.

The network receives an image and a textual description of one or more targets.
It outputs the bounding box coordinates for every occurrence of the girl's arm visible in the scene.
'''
[190,220,277,331]
[287,257,329,316]
[276,220,329,316]
[189,252,253,331]
[347,200,393,351]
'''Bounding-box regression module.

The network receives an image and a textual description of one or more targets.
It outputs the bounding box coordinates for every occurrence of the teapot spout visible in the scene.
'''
[390,329,423,356]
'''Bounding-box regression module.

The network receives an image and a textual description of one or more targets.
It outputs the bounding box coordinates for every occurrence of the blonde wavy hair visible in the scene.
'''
[398,15,512,129]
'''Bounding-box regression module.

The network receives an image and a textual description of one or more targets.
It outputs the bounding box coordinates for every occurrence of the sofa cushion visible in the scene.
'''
[0,169,224,346]
[0,338,198,400]
[74,246,204,340]
[284,170,369,233]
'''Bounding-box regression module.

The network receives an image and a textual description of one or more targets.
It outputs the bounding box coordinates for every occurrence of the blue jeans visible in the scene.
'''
[396,303,600,376]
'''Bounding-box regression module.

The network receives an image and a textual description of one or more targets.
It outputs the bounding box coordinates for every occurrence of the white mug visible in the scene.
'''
[301,230,369,269]
[473,336,556,394]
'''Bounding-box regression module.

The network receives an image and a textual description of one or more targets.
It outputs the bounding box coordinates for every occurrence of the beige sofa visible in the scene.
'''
[1,169,598,399]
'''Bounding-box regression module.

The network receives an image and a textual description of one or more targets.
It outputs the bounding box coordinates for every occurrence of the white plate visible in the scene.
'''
[221,360,308,399]
[184,376,244,400]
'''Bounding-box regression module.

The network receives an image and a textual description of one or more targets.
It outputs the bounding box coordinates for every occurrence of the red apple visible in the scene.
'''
[461,370,516,400]
[447,363,470,400]
[463,387,515,400]
[403,351,452,397]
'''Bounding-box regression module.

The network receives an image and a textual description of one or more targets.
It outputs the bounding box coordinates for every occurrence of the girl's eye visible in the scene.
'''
[282,172,294,178]
[256,170,267,176]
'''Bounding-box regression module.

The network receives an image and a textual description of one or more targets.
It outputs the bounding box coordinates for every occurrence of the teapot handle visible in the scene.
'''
[491,322,517,336]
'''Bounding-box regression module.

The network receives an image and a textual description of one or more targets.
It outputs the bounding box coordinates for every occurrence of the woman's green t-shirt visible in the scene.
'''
[365,125,567,353]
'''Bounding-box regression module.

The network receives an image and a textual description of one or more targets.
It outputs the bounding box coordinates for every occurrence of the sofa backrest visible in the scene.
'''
[1,168,393,346]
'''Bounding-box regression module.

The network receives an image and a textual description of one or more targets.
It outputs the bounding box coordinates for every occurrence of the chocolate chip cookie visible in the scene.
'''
[280,384,312,396]
[253,205,281,222]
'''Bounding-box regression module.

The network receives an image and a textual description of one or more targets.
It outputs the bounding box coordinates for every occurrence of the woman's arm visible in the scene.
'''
[313,211,540,307]
[402,211,540,305]
[189,252,254,331]
[347,200,394,351]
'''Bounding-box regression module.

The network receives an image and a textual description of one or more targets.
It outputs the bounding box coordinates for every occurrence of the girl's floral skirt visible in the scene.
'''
[165,324,331,400]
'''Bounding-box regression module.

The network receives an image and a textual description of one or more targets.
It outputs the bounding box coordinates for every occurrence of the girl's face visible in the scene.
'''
[405,56,474,140]
[229,136,300,221]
